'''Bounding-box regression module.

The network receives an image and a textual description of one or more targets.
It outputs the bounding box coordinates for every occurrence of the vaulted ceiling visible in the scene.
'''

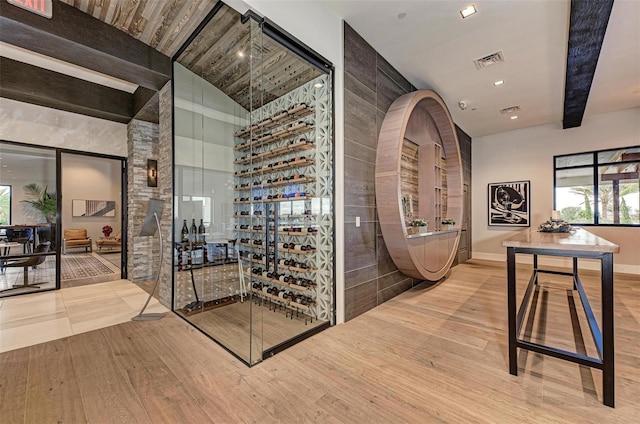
[2,0,638,137]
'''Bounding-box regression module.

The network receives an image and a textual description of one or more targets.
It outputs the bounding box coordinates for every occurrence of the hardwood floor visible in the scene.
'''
[1,260,638,423]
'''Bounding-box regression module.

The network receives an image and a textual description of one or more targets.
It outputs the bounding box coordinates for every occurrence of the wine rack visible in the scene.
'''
[234,101,321,321]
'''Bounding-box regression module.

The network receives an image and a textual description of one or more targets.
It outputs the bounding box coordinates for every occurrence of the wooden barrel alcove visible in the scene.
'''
[375,90,463,281]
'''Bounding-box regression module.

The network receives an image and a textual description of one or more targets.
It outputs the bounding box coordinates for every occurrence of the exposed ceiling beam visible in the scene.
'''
[0,0,170,91]
[133,87,159,124]
[0,57,133,123]
[563,0,615,129]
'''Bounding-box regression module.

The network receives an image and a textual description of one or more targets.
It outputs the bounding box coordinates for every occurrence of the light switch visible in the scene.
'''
[356,217,361,227]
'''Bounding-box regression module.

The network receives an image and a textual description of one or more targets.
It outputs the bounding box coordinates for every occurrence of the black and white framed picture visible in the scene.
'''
[488,180,530,226]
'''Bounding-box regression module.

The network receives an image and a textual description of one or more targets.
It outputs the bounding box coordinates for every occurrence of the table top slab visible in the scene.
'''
[502,228,619,253]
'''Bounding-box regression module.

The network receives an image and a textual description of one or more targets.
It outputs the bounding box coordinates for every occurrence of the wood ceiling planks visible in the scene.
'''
[60,0,216,56]
[62,1,322,110]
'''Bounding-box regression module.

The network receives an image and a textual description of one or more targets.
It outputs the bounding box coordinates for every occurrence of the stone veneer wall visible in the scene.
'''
[343,23,472,321]
[157,83,173,308]
[126,82,173,308]
[127,119,159,284]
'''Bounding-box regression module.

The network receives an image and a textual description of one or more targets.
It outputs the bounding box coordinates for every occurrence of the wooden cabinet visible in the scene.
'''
[375,90,463,281]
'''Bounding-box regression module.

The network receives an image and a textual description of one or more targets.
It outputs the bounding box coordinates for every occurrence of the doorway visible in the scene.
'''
[60,153,125,288]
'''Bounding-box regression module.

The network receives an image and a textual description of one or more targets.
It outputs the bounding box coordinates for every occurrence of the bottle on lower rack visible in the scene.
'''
[190,219,197,242]
[181,220,189,242]
[198,219,206,242]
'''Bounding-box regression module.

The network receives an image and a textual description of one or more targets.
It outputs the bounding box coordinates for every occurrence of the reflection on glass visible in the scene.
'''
[555,153,593,168]
[172,4,334,365]
[555,167,595,224]
[0,143,58,296]
[599,165,640,225]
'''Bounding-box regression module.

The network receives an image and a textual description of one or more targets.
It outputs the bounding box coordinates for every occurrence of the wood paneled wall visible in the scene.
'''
[343,23,472,321]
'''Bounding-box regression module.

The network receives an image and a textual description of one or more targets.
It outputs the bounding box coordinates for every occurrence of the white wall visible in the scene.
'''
[61,154,122,243]
[0,98,127,157]
[230,0,346,323]
[472,108,640,274]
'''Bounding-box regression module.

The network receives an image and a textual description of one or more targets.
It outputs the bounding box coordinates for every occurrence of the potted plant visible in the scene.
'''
[408,218,429,234]
[21,183,57,223]
[441,218,455,230]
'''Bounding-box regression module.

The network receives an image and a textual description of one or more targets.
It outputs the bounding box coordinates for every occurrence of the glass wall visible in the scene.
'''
[173,4,334,365]
[0,143,58,297]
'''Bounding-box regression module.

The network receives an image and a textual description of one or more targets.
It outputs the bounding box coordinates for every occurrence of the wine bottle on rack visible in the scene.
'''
[181,220,189,242]
[198,219,205,242]
[190,219,197,242]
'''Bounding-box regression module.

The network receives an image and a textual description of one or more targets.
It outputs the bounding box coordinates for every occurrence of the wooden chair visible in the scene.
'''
[0,242,51,292]
[63,229,92,254]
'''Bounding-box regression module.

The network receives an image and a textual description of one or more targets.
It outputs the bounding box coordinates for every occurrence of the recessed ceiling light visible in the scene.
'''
[314,83,323,88]
[460,4,477,19]
[510,116,518,120]
[397,12,407,19]
[493,80,504,86]
[237,51,244,58]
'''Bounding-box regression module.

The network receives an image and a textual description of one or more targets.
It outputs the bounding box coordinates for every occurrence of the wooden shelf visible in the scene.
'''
[250,289,315,312]
[234,125,313,152]
[234,141,314,165]
[246,273,315,292]
[234,105,314,138]
[237,242,316,255]
[233,159,314,178]
[375,90,463,282]
[240,257,316,273]
[233,194,314,205]
[235,176,316,191]
[235,228,318,237]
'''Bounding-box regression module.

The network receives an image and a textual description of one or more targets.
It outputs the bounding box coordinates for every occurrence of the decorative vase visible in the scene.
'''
[103,230,112,237]
[445,224,453,230]
[419,226,428,234]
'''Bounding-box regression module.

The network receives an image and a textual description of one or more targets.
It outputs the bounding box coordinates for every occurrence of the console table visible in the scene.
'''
[502,228,619,407]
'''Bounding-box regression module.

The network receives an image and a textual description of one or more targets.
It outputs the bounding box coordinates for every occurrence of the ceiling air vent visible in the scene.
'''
[473,50,505,70]
[500,105,521,114]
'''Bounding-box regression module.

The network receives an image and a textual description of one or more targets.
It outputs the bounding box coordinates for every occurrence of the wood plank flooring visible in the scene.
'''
[1,260,638,423]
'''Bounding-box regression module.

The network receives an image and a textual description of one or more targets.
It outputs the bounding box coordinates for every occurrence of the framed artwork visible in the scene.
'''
[72,199,116,217]
[488,181,530,226]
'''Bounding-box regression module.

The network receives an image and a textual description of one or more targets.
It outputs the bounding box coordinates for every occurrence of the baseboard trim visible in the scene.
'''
[471,252,640,275]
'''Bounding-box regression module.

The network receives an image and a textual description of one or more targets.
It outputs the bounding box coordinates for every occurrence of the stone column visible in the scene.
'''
[157,82,173,308]
[126,82,173,308]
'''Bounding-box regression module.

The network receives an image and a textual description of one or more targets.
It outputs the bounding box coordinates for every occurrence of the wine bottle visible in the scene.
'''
[198,219,205,242]
[190,219,197,242]
[181,220,189,242]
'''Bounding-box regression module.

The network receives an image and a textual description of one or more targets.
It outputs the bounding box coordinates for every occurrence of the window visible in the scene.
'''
[554,147,640,226]
[0,185,10,225]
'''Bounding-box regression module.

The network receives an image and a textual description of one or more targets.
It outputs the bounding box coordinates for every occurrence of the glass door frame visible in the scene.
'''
[170,2,337,366]
[0,139,128,298]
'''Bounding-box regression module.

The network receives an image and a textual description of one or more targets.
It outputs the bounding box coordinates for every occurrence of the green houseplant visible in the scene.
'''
[21,183,57,223]
[442,218,455,229]
[408,218,429,234]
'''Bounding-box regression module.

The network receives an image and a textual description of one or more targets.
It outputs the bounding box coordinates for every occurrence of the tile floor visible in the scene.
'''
[0,279,168,353]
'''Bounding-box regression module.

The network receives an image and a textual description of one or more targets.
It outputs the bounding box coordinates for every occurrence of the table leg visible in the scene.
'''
[573,257,578,290]
[533,254,538,285]
[507,246,518,375]
[602,253,615,407]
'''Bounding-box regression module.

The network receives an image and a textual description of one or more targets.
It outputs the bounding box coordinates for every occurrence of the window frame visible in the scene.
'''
[0,184,11,225]
[554,146,640,227]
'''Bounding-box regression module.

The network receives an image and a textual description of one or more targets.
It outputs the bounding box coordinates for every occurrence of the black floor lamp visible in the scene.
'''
[132,198,168,321]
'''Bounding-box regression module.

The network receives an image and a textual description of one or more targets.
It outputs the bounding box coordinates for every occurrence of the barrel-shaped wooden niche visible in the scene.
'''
[375,90,463,281]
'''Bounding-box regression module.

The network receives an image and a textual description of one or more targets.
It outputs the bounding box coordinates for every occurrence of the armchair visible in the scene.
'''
[63,229,92,254]
[96,231,121,252]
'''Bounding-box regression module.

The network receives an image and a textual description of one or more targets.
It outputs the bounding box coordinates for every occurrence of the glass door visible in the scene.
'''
[172,3,334,365]
[0,143,58,297]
